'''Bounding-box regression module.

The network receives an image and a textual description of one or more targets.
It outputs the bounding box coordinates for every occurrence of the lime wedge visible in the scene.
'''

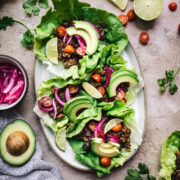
[56,127,66,151]
[46,37,58,64]
[134,0,163,21]
[104,118,123,134]
[109,0,128,10]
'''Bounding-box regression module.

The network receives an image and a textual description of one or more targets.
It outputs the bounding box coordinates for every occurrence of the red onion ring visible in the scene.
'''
[55,88,65,106]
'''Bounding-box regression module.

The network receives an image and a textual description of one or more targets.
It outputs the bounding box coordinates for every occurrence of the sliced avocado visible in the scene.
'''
[91,138,120,157]
[107,74,139,97]
[82,82,103,99]
[66,21,99,55]
[0,120,36,166]
[63,96,92,114]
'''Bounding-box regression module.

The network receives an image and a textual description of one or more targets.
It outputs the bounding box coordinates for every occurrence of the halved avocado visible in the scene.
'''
[91,138,120,157]
[0,120,36,166]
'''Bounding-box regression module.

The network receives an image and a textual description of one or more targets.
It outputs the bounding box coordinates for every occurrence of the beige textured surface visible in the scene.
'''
[0,0,180,179]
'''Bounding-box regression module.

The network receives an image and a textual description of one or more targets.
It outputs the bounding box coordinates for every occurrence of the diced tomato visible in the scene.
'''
[98,86,106,96]
[56,26,66,37]
[89,121,98,131]
[42,97,52,108]
[76,47,85,56]
[169,2,177,11]
[91,74,101,82]
[100,157,111,166]
[127,9,136,21]
[68,85,79,94]
[64,45,75,54]
[112,123,122,132]
[118,14,128,26]
[116,89,126,100]
[139,32,150,44]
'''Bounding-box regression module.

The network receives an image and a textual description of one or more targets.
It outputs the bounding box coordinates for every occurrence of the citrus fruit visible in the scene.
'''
[109,0,128,11]
[56,127,66,151]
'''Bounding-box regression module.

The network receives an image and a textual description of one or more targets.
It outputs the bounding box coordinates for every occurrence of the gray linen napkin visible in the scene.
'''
[0,109,62,180]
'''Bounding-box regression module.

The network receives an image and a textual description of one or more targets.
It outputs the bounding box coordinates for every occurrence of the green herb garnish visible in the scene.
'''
[22,0,49,16]
[125,163,156,180]
[0,16,34,49]
[157,67,180,95]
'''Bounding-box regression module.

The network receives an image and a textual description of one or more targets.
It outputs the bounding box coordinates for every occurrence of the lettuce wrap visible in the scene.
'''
[34,0,128,79]
[158,131,180,180]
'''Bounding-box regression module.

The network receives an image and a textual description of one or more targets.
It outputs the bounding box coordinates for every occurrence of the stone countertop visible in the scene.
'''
[0,0,180,179]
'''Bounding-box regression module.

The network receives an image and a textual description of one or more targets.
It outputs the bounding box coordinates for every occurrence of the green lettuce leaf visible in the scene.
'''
[158,131,180,180]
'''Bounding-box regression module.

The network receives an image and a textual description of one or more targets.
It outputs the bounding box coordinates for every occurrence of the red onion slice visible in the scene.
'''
[55,88,65,106]
[65,88,71,102]
[52,99,57,119]
[75,35,86,53]
[63,33,68,43]
[86,21,100,39]
[107,134,121,143]
[66,36,73,45]
[38,97,54,112]
[104,65,111,88]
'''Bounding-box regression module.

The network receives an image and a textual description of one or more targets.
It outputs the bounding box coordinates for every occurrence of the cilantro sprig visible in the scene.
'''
[23,0,49,16]
[125,163,156,180]
[0,16,34,49]
[157,67,180,95]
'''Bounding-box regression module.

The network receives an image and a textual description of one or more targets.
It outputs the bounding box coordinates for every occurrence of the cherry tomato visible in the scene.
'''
[68,85,79,94]
[116,89,126,100]
[118,14,128,26]
[64,45,75,54]
[169,2,177,11]
[100,157,111,166]
[56,26,66,37]
[178,24,180,33]
[76,47,85,56]
[98,86,106,96]
[139,32,150,44]
[127,9,136,21]
[42,97,52,108]
[112,123,122,132]
[89,121,98,131]
[91,74,101,82]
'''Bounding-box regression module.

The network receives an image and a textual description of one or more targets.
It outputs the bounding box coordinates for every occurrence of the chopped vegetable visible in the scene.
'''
[55,88,65,106]
[42,97,52,108]
[104,65,111,88]
[87,21,100,39]
[112,123,122,132]
[89,121,98,131]
[68,85,79,94]
[38,97,53,112]
[91,74,101,82]
[75,36,86,53]
[127,9,136,21]
[97,117,108,142]
[76,47,85,56]
[52,99,57,119]
[107,134,121,143]
[169,2,177,11]
[100,157,111,166]
[116,89,126,100]
[139,32,149,44]
[98,86,106,96]
[56,26,66,37]
[65,88,71,101]
[0,63,25,105]
[64,45,75,54]
[118,14,128,26]
[66,36,73,45]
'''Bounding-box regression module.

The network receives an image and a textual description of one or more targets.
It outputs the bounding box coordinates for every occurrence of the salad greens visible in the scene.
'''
[158,131,180,180]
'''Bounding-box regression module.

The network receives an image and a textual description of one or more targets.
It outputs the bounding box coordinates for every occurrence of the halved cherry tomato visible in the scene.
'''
[91,74,101,82]
[116,89,125,100]
[89,121,98,131]
[42,97,52,108]
[56,26,66,37]
[169,2,177,11]
[127,9,136,21]
[68,85,79,94]
[64,45,75,54]
[118,14,128,26]
[178,24,180,33]
[98,86,106,96]
[112,123,122,132]
[139,32,150,44]
[100,157,111,166]
[76,47,85,56]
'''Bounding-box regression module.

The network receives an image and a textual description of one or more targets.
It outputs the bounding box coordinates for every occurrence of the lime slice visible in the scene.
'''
[104,118,123,134]
[46,37,58,64]
[134,0,163,21]
[56,127,66,151]
[109,0,128,10]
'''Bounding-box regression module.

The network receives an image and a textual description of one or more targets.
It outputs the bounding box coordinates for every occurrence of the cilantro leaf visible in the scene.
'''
[128,169,141,178]
[165,70,174,82]
[157,78,166,87]
[38,0,49,8]
[23,0,40,16]
[125,176,143,180]
[0,16,14,30]
[169,81,178,95]
[21,29,34,49]
[147,175,156,180]
[138,163,149,174]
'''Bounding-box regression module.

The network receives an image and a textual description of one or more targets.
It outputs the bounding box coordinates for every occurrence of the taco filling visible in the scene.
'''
[171,150,180,180]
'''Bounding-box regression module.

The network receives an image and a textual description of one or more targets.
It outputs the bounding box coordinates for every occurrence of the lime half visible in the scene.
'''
[46,37,58,64]
[104,118,123,134]
[56,127,66,151]
[134,0,163,21]
[109,0,128,11]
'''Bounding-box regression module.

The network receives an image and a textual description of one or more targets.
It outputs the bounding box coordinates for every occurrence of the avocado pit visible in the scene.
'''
[6,131,29,156]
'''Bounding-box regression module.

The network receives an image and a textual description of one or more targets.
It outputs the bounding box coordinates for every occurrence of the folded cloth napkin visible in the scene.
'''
[0,109,62,180]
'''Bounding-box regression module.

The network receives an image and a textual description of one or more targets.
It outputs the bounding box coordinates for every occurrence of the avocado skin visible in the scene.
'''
[0,119,36,166]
